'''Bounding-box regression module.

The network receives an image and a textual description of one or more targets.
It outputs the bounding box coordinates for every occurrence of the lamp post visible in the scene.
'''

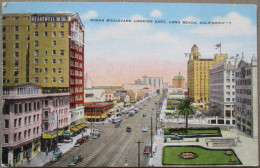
[150,117,153,158]
[56,112,59,151]
[155,103,158,135]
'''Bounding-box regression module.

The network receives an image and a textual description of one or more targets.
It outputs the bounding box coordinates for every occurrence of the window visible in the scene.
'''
[34,31,38,37]
[44,77,48,83]
[18,132,21,140]
[18,118,21,127]
[3,60,6,66]
[14,119,17,127]
[14,69,18,76]
[60,77,64,83]
[52,59,56,64]
[34,23,38,28]
[14,34,19,40]
[3,43,6,48]
[58,59,62,64]
[3,34,6,40]
[24,117,27,125]
[14,60,18,66]
[14,52,19,57]
[60,22,64,28]
[52,22,56,27]
[52,68,56,73]
[52,77,56,83]
[34,50,39,56]
[3,69,6,76]
[44,31,48,36]
[14,16,19,20]
[28,116,31,124]
[2,26,6,32]
[226,98,230,102]
[44,51,47,55]
[44,59,48,64]
[5,120,9,128]
[14,26,19,31]
[58,68,61,73]
[14,43,19,48]
[52,31,56,37]
[4,135,8,143]
[3,52,6,57]
[52,50,56,55]
[27,34,30,40]
[60,50,64,55]
[60,31,64,37]
[33,128,36,135]
[43,22,47,27]
[226,79,230,83]
[37,114,39,121]
[34,59,38,65]
[27,26,30,31]
[34,41,39,47]
[24,130,27,138]
[14,133,17,142]
[44,68,48,74]
[33,115,36,122]
[14,78,18,83]
[28,129,31,137]
[52,40,56,46]
[34,77,38,83]
[34,68,38,74]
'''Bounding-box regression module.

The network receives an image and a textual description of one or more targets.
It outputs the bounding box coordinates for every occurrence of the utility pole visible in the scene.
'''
[150,116,153,158]
[155,103,158,135]
[136,140,143,167]
[56,112,58,151]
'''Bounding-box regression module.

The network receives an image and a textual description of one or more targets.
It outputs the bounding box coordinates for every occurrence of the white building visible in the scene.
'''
[209,56,239,125]
[141,75,163,88]
[235,57,258,138]
[84,88,105,103]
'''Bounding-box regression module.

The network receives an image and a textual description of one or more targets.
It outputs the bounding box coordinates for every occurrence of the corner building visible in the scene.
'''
[187,44,226,108]
[2,13,85,126]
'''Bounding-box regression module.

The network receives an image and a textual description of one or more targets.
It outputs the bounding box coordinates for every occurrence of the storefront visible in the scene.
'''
[41,130,64,151]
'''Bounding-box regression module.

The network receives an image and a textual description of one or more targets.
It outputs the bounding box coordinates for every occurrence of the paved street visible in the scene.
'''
[44,95,161,167]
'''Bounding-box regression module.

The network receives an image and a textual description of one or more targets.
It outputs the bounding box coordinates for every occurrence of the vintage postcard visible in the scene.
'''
[1,1,258,167]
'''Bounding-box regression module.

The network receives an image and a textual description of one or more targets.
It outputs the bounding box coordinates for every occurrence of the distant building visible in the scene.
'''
[135,79,142,85]
[209,56,239,124]
[85,73,93,89]
[235,57,258,138]
[187,44,227,108]
[84,88,105,103]
[84,102,114,122]
[172,72,185,88]
[141,75,163,88]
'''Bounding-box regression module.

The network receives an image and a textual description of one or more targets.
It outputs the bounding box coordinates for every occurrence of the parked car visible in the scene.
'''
[142,126,148,132]
[50,150,63,162]
[142,113,146,117]
[114,122,120,128]
[74,143,81,147]
[77,138,86,144]
[126,127,131,132]
[82,134,90,141]
[92,134,98,139]
[178,121,186,124]
[143,146,151,155]
[68,155,83,166]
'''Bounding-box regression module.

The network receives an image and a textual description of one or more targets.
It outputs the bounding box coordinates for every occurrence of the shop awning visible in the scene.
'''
[76,124,84,130]
[125,103,131,106]
[70,127,79,132]
[42,130,64,139]
[85,116,101,119]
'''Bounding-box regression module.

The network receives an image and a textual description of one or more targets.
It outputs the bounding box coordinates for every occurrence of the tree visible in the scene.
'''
[177,98,194,133]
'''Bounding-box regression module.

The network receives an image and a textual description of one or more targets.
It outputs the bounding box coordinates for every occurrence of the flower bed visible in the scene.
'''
[179,152,198,159]
[225,151,233,155]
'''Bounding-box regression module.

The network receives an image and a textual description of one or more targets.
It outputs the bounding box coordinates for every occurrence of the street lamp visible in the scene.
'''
[124,157,128,167]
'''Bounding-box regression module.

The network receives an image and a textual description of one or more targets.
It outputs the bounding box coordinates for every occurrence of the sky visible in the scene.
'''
[3,2,257,86]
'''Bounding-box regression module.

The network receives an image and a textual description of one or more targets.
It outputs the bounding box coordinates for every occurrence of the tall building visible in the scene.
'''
[187,44,227,108]
[141,75,163,88]
[235,57,258,138]
[209,56,239,124]
[2,13,85,126]
[2,83,70,166]
[172,72,185,88]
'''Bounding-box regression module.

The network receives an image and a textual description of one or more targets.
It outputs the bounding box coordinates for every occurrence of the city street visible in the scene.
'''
[44,95,161,167]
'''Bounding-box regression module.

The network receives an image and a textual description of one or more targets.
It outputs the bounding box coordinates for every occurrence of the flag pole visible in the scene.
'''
[220,43,221,55]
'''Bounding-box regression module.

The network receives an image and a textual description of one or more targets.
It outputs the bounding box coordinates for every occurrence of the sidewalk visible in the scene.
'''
[17,129,91,167]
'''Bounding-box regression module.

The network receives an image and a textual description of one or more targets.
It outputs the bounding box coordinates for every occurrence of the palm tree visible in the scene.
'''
[177,98,194,133]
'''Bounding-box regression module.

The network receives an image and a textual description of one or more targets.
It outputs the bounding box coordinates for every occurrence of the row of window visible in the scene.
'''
[4,114,40,129]
[3,58,63,67]
[236,79,252,86]
[70,70,83,76]
[70,78,83,84]
[70,87,84,93]
[4,127,40,144]
[33,77,64,83]
[3,41,65,49]
[34,68,62,74]
[3,102,41,114]
[236,97,252,105]
[236,89,252,95]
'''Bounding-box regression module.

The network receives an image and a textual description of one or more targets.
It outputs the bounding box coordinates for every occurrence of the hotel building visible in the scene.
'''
[2,13,85,129]
[187,44,227,108]
[2,83,70,166]
[235,57,258,138]
[172,72,185,89]
[209,57,239,124]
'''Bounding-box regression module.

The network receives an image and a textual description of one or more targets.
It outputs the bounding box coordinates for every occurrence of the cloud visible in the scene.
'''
[181,16,200,22]
[150,9,162,17]
[82,10,98,20]
[190,12,256,37]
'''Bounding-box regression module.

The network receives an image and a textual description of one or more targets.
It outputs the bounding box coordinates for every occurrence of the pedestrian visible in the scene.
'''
[27,157,30,165]
[46,149,48,157]
[153,151,155,156]
[155,146,157,152]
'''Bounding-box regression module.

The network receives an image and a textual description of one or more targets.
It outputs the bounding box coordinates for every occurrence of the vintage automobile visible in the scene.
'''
[126,127,131,132]
[68,155,83,166]
[50,150,63,162]
[77,138,86,144]
[74,143,81,147]
[142,126,148,132]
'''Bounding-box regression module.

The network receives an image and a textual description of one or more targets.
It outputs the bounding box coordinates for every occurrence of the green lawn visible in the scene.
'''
[162,146,242,165]
[164,127,222,137]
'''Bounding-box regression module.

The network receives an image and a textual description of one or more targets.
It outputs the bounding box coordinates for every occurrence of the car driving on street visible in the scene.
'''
[142,126,148,132]
[67,155,83,166]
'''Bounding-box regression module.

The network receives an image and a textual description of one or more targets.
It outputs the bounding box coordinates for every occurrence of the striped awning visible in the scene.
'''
[70,127,79,132]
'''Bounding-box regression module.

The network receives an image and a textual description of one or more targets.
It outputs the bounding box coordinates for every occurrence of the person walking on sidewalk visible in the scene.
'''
[46,148,48,157]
